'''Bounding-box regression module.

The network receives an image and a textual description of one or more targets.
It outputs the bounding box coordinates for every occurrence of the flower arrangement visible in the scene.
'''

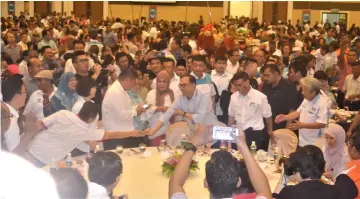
[161,151,199,177]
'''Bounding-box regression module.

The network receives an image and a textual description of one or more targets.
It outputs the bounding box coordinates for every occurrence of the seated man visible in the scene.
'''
[87,151,124,199]
[51,168,88,199]
[25,102,149,166]
[169,125,272,199]
[148,75,219,137]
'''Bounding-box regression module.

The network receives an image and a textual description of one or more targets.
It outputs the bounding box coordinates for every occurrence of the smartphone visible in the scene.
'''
[212,126,239,141]
[142,104,149,109]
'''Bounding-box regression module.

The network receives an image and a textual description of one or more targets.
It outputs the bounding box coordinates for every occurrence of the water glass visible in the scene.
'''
[116,145,124,155]
[344,106,349,112]
[159,139,167,151]
[139,143,147,156]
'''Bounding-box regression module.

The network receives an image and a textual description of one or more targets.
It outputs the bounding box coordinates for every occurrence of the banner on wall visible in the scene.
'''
[302,10,311,23]
[8,1,15,15]
[149,6,157,21]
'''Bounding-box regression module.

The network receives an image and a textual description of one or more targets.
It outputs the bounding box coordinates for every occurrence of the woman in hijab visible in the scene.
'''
[323,123,350,180]
[44,72,78,117]
[143,70,175,146]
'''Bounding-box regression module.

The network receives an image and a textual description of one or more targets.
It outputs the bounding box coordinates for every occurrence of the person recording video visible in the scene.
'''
[273,145,357,199]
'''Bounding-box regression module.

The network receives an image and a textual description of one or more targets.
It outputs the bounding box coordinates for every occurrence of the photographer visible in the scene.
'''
[168,125,272,199]
[273,145,357,199]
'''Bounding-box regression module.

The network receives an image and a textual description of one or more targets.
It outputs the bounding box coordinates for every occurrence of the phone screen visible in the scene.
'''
[212,126,239,141]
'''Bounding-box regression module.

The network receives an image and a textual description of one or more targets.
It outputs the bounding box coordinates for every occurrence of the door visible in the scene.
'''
[263,2,288,24]
[73,1,87,18]
[34,2,50,15]
[90,1,103,21]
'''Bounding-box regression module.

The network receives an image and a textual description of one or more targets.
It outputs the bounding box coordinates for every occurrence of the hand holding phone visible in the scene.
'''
[212,126,239,141]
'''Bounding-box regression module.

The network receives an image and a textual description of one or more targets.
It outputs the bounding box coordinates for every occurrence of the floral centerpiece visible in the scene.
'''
[161,151,199,177]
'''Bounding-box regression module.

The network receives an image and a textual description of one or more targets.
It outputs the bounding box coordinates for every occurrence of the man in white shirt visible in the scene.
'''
[84,30,104,55]
[344,61,360,111]
[148,75,219,137]
[111,18,124,29]
[87,151,124,199]
[151,57,181,97]
[312,44,331,71]
[1,76,38,154]
[211,56,232,117]
[23,70,57,120]
[226,50,240,75]
[65,40,95,73]
[275,77,328,147]
[102,68,147,149]
[114,52,130,77]
[190,55,217,111]
[228,72,273,150]
[26,102,149,166]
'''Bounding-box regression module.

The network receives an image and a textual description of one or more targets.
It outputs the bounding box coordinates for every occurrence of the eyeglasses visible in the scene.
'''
[76,58,89,63]
[178,84,189,89]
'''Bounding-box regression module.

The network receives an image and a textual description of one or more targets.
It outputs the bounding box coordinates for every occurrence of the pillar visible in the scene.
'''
[252,1,263,22]
[28,1,34,16]
[103,1,109,20]
[287,1,293,22]
[1,1,8,17]
[14,1,24,16]
[52,1,62,14]
[223,1,229,18]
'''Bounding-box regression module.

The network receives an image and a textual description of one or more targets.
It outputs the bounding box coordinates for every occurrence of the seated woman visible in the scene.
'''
[44,72,78,117]
[142,70,175,146]
[267,129,298,159]
[135,69,149,101]
[87,151,124,199]
[323,123,349,180]
[72,76,97,114]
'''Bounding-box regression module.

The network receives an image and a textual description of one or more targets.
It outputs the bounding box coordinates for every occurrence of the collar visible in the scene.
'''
[114,80,126,93]
[227,59,239,67]
[4,102,19,118]
[237,87,253,98]
[347,159,360,169]
[186,89,198,101]
[190,71,206,80]
[211,69,229,77]
[309,93,321,103]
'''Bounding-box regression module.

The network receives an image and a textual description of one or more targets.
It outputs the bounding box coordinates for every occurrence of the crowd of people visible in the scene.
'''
[1,11,360,199]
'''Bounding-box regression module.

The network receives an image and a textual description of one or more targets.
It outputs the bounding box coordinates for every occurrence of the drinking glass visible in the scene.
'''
[139,143,146,156]
[159,139,167,151]
[344,106,349,112]
[116,145,124,155]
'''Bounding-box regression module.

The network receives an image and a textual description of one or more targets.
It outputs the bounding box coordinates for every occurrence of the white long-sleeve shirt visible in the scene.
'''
[102,80,137,131]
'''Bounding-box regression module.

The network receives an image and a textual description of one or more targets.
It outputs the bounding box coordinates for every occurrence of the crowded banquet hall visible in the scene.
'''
[2,1,360,199]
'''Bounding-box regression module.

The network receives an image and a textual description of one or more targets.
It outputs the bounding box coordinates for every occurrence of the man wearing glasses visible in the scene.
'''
[147,75,219,137]
[226,50,240,75]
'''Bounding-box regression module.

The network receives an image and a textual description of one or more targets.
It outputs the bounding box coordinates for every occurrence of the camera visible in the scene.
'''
[279,156,294,176]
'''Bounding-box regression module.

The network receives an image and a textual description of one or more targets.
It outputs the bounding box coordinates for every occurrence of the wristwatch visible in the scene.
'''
[181,141,197,153]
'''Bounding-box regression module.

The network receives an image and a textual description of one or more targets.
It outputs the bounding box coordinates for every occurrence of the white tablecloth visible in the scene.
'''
[53,147,281,199]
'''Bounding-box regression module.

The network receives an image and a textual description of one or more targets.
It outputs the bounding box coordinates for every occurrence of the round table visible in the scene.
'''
[53,147,281,199]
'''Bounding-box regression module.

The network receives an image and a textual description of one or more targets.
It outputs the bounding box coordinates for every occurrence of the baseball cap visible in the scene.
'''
[34,70,53,80]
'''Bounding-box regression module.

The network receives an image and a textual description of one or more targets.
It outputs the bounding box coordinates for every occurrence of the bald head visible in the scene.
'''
[28,58,43,77]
